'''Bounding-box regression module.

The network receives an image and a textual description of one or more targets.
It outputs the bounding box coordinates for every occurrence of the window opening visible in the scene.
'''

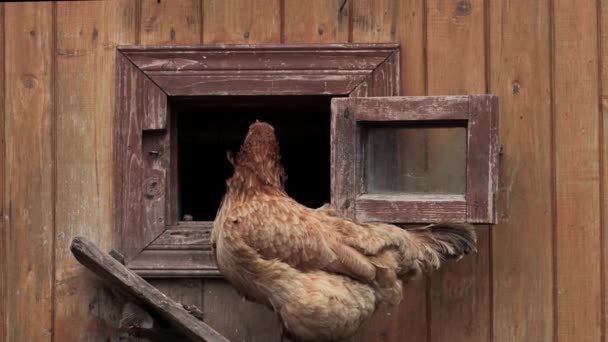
[175,96,332,221]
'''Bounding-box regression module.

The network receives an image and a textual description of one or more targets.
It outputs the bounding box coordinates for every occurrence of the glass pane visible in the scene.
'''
[364,122,466,194]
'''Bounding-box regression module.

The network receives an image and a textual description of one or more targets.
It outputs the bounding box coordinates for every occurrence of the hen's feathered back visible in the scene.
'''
[212,120,477,341]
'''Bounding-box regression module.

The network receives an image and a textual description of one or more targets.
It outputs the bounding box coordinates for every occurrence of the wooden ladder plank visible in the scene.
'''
[70,236,229,342]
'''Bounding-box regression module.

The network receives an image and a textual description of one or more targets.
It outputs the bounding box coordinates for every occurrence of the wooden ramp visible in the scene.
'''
[70,236,230,342]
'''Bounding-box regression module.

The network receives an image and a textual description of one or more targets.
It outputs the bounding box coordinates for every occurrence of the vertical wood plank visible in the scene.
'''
[4,3,54,341]
[0,4,5,342]
[426,1,490,341]
[153,279,204,309]
[203,280,280,342]
[53,2,138,341]
[201,2,282,340]
[140,0,202,45]
[350,1,427,341]
[601,1,608,340]
[283,0,349,43]
[140,0,206,328]
[488,1,554,341]
[203,0,280,43]
[553,0,602,340]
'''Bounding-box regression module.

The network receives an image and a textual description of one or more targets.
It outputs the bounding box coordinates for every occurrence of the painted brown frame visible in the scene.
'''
[331,95,499,224]
[114,44,400,278]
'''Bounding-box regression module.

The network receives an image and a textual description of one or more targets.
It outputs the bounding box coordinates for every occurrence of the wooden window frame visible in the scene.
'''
[114,44,400,278]
[331,95,499,224]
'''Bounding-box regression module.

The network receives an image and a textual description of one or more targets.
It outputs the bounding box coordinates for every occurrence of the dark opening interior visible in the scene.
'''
[175,96,332,221]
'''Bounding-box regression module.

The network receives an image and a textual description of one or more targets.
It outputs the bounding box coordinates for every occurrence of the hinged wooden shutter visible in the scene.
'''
[330,95,499,224]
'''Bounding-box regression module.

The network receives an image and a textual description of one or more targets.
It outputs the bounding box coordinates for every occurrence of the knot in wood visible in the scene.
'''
[343,108,351,119]
[144,177,163,198]
[455,1,472,16]
[512,81,521,95]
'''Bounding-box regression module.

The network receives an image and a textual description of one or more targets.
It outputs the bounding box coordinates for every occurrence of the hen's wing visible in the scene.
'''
[225,195,377,282]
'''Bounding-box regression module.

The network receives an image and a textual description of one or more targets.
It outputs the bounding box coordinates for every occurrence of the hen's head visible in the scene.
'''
[234,121,287,189]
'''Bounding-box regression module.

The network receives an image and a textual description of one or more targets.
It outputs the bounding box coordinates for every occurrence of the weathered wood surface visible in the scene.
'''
[203,0,280,44]
[426,1,491,341]
[466,96,499,224]
[121,44,397,71]
[4,3,54,341]
[0,4,5,342]
[2,1,608,341]
[70,236,229,342]
[331,95,498,224]
[118,301,185,341]
[140,0,201,45]
[54,3,138,341]
[335,96,470,121]
[489,1,554,340]
[554,0,602,340]
[283,0,349,43]
[356,194,467,223]
[330,100,357,220]
[116,44,399,277]
[601,1,608,341]
[149,73,368,96]
[114,54,150,262]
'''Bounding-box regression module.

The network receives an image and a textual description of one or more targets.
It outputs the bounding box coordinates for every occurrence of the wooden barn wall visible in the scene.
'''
[0,1,606,341]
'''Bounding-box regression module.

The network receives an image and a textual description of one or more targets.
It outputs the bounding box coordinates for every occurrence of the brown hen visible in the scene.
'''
[212,121,476,341]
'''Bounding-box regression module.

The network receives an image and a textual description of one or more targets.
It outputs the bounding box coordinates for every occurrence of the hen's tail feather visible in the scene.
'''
[409,223,477,271]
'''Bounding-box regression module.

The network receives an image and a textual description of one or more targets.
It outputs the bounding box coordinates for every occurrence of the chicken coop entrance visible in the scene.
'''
[175,96,332,221]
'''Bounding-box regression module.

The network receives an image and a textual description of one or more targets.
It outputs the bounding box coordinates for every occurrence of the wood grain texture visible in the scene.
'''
[54,2,138,341]
[149,72,368,96]
[70,237,229,342]
[283,0,349,43]
[122,44,395,71]
[338,96,470,120]
[601,1,608,340]
[0,4,5,342]
[151,278,204,315]
[350,1,427,341]
[129,249,220,278]
[140,0,202,45]
[355,194,467,223]
[426,1,491,341]
[4,3,54,341]
[553,0,602,340]
[466,96,499,224]
[203,0,280,43]
[488,1,554,340]
[114,54,147,261]
[331,99,357,220]
[203,280,281,342]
